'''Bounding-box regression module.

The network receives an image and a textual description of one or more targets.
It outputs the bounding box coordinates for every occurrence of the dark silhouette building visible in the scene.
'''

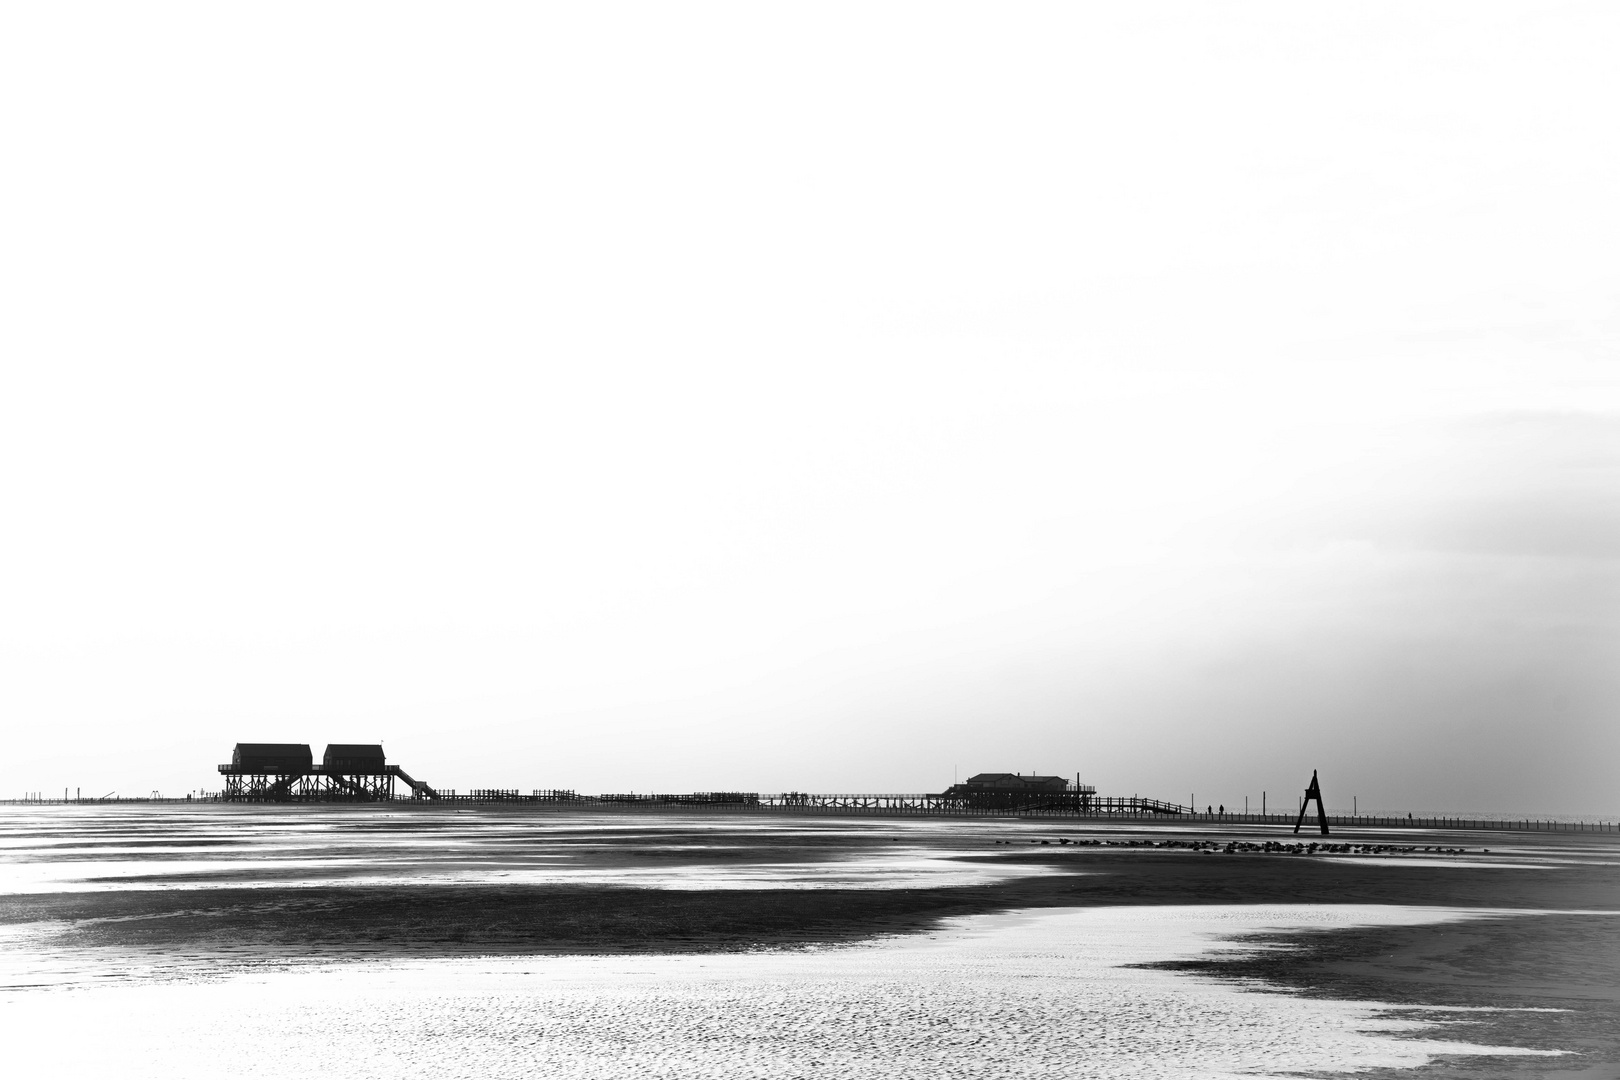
[231,743,313,775]
[940,771,1094,810]
[218,741,437,801]
[318,743,392,800]
[219,744,314,800]
[323,744,387,774]
[957,772,1072,793]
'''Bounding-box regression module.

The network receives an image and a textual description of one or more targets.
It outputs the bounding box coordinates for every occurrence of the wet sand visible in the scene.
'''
[1,905,1586,1080]
[5,852,1617,957]
[3,805,1617,1077]
[4,811,1613,960]
[1145,909,1620,1080]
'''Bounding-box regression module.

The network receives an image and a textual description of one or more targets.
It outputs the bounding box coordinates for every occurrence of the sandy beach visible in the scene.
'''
[2,805,1616,1078]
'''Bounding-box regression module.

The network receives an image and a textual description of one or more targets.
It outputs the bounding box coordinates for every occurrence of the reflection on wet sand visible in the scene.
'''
[0,805,1058,893]
[3,805,1617,1078]
[0,905,1577,1080]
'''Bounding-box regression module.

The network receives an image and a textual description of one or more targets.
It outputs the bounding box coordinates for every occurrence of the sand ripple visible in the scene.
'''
[0,904,1564,1078]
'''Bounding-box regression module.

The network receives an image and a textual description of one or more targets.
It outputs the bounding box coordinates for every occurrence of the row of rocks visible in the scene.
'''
[992,838,1477,855]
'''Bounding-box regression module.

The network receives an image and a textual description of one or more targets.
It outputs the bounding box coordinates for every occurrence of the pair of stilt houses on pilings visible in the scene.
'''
[218,743,438,802]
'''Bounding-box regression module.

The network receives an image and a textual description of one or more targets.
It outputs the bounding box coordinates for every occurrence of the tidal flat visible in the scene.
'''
[2,805,1616,1078]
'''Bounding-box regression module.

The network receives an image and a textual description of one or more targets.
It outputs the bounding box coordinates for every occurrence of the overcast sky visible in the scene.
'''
[3,3,1617,814]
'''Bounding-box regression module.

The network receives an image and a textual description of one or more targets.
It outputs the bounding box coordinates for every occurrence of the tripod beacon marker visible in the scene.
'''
[1293,769,1330,836]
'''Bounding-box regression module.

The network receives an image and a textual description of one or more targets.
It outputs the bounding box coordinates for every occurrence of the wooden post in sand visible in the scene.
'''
[1292,770,1330,836]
